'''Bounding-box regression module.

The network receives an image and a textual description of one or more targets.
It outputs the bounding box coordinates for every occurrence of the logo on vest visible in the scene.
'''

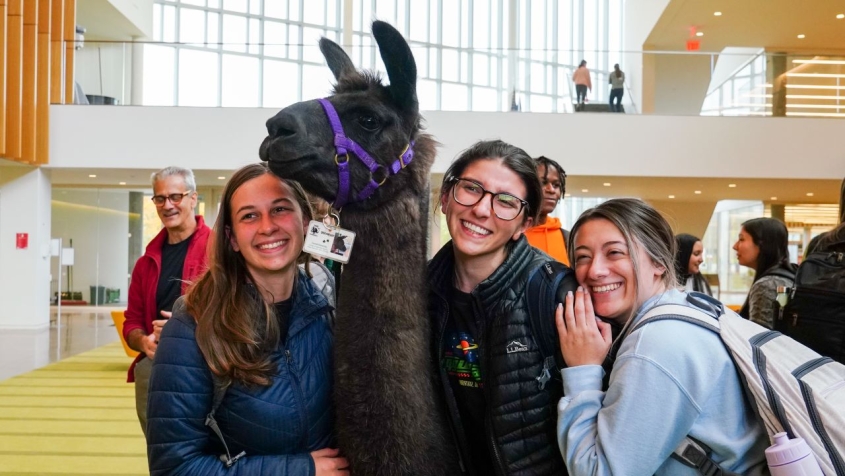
[506,340,529,354]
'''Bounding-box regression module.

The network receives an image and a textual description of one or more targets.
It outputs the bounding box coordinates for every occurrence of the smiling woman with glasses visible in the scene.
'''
[427,139,578,475]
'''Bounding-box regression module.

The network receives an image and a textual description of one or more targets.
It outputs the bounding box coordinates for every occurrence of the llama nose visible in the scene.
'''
[266,112,298,139]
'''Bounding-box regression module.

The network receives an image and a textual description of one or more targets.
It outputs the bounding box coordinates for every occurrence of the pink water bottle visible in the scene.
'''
[765,432,823,476]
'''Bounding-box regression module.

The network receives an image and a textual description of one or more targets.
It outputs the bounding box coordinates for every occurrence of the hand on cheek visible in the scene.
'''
[555,287,613,367]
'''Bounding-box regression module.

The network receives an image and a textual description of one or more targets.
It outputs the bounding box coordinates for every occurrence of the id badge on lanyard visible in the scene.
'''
[302,214,356,264]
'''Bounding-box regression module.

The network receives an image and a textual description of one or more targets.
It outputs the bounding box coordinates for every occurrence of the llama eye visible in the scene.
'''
[357,115,381,131]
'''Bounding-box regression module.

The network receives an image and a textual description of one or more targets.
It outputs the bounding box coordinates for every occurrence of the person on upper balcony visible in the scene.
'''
[572,60,592,111]
[608,64,625,112]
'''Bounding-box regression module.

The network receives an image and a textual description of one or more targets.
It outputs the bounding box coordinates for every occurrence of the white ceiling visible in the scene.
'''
[647,0,845,52]
[77,0,152,41]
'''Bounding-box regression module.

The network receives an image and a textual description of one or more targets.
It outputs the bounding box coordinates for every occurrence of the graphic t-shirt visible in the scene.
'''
[442,288,494,475]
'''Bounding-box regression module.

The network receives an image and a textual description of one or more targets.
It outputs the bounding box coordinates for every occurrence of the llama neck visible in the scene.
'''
[338,190,429,303]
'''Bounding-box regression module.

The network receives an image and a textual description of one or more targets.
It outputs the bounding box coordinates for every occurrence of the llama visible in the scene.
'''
[258,21,456,476]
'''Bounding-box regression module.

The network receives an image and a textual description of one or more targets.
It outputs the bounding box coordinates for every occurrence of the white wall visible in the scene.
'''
[110,0,154,39]
[49,105,845,180]
[623,0,671,113]
[0,168,52,330]
[51,190,131,305]
[652,54,713,115]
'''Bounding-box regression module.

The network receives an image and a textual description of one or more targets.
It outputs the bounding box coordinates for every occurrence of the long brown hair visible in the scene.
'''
[185,163,313,387]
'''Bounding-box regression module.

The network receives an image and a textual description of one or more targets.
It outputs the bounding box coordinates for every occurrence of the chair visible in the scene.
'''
[110,310,140,358]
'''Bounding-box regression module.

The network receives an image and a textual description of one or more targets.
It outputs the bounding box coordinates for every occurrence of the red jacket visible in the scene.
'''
[123,215,211,382]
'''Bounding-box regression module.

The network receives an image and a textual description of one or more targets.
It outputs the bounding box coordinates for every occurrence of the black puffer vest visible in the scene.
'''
[428,236,576,476]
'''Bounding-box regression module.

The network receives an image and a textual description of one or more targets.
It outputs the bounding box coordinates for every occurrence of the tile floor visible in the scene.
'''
[0,305,123,382]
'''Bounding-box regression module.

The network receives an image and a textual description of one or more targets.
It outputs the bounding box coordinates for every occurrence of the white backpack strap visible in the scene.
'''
[633,303,721,335]
[633,301,742,476]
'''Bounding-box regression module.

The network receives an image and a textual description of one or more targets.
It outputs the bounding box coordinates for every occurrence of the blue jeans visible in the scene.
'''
[609,88,624,112]
[575,84,588,104]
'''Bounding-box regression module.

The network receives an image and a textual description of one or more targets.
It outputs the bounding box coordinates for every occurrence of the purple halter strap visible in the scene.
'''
[317,98,415,209]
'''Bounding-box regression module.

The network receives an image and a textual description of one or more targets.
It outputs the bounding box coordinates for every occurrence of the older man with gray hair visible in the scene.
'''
[123,166,211,437]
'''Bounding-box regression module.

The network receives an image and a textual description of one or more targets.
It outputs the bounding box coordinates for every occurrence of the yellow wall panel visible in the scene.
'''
[6,0,22,160]
[0,1,8,155]
[37,0,51,164]
[22,0,37,163]
[50,0,62,104]
[62,0,73,104]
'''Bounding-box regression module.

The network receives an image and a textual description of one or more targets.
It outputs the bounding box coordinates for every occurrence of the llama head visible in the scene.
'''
[259,21,426,210]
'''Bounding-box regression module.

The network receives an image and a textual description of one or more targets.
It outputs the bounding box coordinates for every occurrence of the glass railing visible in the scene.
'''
[65,40,845,118]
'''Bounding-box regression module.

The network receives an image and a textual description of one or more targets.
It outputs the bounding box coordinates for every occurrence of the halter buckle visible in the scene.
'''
[334,153,348,165]
[398,144,411,169]
[372,166,389,186]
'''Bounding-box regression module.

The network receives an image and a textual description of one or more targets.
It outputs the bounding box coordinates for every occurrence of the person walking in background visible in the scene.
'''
[733,217,798,329]
[525,156,570,266]
[572,60,591,111]
[123,166,212,438]
[555,198,769,475]
[674,233,713,296]
[147,163,347,475]
[608,64,625,112]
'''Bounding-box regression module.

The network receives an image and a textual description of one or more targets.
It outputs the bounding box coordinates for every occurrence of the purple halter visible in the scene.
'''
[317,98,415,209]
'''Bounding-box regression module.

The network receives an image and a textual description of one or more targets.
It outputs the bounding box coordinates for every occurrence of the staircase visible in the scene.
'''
[575,103,625,113]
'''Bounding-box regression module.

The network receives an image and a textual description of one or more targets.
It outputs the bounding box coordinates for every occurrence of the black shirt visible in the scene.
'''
[156,234,193,318]
[274,298,293,344]
[441,288,494,475]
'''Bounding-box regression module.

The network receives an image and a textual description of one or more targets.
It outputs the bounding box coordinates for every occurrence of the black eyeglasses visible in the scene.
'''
[447,177,527,221]
[151,191,191,206]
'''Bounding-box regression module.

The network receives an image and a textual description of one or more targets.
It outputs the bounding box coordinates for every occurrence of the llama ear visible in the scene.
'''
[372,21,417,113]
[319,37,356,81]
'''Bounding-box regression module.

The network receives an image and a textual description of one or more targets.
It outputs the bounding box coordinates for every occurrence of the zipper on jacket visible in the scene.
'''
[486,415,507,476]
[476,295,507,476]
[285,348,310,448]
[436,294,468,474]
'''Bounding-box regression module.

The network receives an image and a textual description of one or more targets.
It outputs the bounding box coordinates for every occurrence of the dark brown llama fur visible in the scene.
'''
[258,21,456,476]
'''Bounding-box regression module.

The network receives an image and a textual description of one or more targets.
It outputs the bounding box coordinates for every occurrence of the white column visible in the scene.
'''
[342,0,354,56]
[0,167,52,330]
[131,39,144,106]
[507,0,518,101]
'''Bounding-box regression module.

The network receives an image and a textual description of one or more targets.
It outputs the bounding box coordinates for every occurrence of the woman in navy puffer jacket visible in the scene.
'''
[147,163,348,475]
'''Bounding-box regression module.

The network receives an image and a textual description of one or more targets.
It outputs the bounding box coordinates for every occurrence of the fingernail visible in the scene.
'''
[567,291,573,298]
[557,303,563,310]
[577,286,583,293]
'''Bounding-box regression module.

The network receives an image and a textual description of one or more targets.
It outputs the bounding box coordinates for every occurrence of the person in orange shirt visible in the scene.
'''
[572,60,592,111]
[524,156,570,265]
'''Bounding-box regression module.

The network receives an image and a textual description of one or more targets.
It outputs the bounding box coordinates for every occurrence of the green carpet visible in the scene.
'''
[0,343,147,475]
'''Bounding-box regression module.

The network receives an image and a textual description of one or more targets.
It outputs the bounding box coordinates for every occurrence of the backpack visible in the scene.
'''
[633,292,845,476]
[776,246,845,364]
[525,260,575,390]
